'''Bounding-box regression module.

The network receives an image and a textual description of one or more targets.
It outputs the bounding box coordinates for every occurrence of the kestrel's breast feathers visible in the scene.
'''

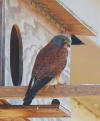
[32,42,68,79]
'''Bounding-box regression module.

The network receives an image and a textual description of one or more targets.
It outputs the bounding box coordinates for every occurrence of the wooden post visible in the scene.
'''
[0,0,5,86]
[0,0,2,85]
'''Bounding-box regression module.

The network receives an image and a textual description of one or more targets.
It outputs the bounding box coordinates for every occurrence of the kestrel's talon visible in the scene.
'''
[37,106,39,110]
[62,82,67,85]
[45,84,50,90]
[54,85,56,88]
[56,77,62,85]
[56,82,62,85]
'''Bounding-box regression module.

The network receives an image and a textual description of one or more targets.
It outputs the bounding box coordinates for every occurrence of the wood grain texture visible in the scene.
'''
[0,85,100,99]
[0,105,70,119]
[0,100,32,120]
[0,0,5,86]
[38,0,96,36]
[0,0,2,85]
[0,99,10,105]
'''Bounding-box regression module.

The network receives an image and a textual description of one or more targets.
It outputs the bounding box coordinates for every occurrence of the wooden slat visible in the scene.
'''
[0,0,5,86]
[0,105,70,119]
[38,0,96,36]
[0,99,10,105]
[0,0,2,85]
[0,119,30,121]
[0,100,31,121]
[0,85,100,99]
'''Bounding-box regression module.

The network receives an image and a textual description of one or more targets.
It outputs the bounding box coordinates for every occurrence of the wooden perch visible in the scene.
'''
[0,99,30,120]
[0,104,71,119]
[0,84,100,99]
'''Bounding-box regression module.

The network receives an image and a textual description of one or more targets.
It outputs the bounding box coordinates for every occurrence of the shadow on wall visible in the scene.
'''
[71,35,84,45]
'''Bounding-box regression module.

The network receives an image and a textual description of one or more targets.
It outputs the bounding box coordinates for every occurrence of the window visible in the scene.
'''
[10,25,23,86]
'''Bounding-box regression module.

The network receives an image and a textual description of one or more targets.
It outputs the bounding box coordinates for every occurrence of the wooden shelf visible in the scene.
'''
[0,85,100,99]
[0,104,71,119]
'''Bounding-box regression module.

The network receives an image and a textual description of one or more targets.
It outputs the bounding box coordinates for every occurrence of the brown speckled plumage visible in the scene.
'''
[32,42,68,79]
[23,35,70,105]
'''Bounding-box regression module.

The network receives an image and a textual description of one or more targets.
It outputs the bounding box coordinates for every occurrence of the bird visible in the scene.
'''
[23,34,71,106]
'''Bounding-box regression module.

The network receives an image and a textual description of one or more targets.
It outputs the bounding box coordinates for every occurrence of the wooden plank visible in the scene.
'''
[0,105,70,119]
[2,119,30,121]
[0,0,5,86]
[38,0,96,36]
[0,100,35,120]
[0,99,10,105]
[0,101,40,121]
[0,119,30,121]
[0,0,2,85]
[0,85,100,99]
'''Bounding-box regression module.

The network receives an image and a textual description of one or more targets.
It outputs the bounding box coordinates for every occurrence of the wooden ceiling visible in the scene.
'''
[38,0,96,36]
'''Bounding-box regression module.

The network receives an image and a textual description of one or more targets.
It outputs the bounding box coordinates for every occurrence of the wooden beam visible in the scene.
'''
[0,0,2,85]
[0,105,70,119]
[0,0,5,86]
[37,0,96,36]
[0,100,31,121]
[0,119,30,121]
[0,99,10,105]
[0,85,100,99]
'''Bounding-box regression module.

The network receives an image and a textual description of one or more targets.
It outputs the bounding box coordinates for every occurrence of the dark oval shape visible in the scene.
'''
[10,25,23,86]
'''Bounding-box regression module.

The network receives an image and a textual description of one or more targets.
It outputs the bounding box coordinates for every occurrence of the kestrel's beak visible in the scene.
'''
[64,40,71,48]
[64,44,69,48]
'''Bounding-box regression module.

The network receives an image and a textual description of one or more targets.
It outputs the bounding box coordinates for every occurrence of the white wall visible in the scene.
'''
[5,0,71,121]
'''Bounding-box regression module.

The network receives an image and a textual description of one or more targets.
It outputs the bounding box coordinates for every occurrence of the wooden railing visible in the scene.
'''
[0,85,100,99]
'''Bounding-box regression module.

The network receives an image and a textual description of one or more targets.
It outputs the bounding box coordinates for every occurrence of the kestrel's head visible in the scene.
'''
[51,35,71,48]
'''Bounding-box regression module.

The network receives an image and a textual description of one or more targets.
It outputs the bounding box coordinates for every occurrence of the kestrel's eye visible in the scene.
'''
[64,39,66,42]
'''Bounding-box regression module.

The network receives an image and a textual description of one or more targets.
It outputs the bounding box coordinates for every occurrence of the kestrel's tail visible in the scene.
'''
[23,77,38,106]
[23,77,52,106]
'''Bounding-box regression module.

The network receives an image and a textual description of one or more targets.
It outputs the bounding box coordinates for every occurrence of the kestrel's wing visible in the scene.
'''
[32,42,68,79]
